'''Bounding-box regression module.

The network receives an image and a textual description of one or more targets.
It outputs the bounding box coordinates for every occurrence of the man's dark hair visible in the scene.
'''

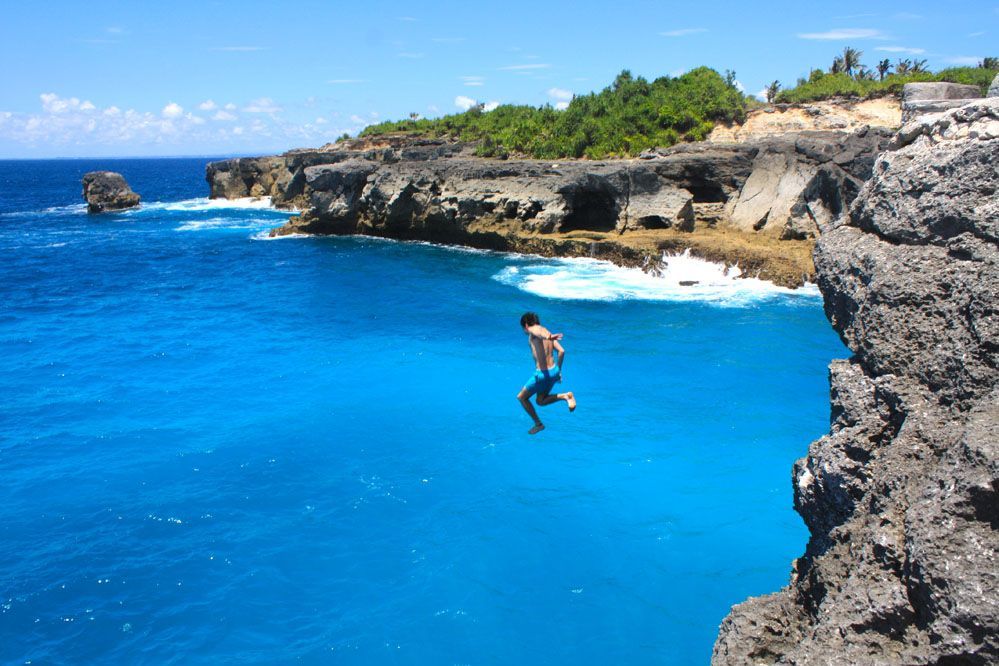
[520,312,540,328]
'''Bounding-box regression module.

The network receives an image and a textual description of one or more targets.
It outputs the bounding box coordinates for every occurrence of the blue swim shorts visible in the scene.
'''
[522,364,561,397]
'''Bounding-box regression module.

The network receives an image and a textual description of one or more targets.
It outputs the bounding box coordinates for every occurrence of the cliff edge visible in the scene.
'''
[206,129,891,287]
[713,98,998,665]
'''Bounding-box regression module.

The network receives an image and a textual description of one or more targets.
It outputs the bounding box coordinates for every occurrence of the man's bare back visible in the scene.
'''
[526,323,558,371]
[516,312,577,435]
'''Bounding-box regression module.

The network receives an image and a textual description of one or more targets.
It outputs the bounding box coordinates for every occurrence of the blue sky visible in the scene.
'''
[0,0,995,157]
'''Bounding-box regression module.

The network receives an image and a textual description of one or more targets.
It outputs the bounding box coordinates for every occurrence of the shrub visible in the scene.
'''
[360,67,748,159]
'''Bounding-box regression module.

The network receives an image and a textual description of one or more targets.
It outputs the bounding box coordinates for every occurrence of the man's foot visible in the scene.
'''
[528,423,545,435]
[566,392,576,412]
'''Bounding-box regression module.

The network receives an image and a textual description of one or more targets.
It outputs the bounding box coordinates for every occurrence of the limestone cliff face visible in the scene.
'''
[206,129,890,285]
[713,99,998,666]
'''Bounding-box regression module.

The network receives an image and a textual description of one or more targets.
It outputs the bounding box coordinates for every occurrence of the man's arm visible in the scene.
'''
[553,339,565,368]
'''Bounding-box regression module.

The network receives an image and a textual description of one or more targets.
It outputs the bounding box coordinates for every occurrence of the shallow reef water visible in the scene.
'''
[0,158,845,664]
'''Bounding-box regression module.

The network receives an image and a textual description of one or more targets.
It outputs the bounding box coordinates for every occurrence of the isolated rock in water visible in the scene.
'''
[714,98,999,664]
[82,171,140,213]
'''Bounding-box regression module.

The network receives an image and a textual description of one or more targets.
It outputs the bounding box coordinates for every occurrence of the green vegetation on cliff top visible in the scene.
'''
[359,58,997,159]
[360,67,747,159]
[776,67,996,104]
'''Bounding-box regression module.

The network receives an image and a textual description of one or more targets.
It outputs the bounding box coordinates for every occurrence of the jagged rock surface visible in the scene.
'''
[206,129,891,245]
[81,171,140,213]
[901,82,984,123]
[713,99,999,665]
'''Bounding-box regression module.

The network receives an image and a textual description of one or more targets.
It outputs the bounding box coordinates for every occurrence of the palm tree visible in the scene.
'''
[877,59,891,80]
[831,56,845,74]
[980,57,999,69]
[765,80,781,104]
[896,59,913,76]
[911,59,928,73]
[842,47,863,76]
[855,66,875,81]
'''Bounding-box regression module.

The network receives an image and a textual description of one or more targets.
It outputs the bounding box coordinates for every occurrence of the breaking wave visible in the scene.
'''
[493,250,820,307]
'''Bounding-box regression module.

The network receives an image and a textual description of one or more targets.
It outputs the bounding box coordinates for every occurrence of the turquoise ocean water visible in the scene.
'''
[0,159,843,664]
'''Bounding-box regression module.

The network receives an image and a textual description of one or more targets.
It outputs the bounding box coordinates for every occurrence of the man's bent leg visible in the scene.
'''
[536,391,576,411]
[517,388,545,434]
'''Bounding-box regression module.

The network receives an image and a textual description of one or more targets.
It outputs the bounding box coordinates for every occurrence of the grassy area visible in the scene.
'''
[358,56,996,158]
[360,67,750,159]
[776,66,997,104]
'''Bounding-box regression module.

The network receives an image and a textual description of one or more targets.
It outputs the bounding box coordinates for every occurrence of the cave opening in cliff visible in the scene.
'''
[686,180,727,203]
[560,187,619,232]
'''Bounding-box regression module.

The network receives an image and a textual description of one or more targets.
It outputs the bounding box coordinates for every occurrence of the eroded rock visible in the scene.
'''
[82,171,140,213]
[714,98,999,665]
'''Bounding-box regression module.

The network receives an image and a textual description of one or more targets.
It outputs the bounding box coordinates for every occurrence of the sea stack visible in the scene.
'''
[82,171,141,213]
[713,98,999,664]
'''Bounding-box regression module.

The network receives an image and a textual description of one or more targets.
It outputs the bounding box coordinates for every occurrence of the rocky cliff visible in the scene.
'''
[206,129,890,287]
[713,98,998,665]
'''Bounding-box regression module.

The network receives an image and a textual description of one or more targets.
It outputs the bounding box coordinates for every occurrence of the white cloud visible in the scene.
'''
[547,87,573,101]
[733,79,746,93]
[0,93,350,155]
[397,16,417,21]
[224,103,236,111]
[755,88,769,102]
[875,46,925,54]
[315,117,327,124]
[969,31,985,37]
[198,100,217,111]
[555,102,569,110]
[454,95,477,111]
[40,93,93,114]
[243,97,281,114]
[797,28,887,40]
[944,55,984,65]
[660,28,707,37]
[349,114,367,125]
[427,104,439,113]
[106,26,125,34]
[162,102,183,118]
[461,76,485,86]
[483,101,500,112]
[498,63,551,71]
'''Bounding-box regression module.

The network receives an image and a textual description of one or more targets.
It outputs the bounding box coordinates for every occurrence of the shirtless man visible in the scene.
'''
[517,312,576,435]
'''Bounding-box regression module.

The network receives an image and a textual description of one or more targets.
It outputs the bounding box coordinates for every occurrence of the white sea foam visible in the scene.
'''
[42,203,89,215]
[492,250,820,307]
[175,217,281,232]
[134,197,296,213]
[249,230,310,241]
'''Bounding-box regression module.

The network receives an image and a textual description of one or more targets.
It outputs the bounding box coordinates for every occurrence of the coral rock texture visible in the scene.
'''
[713,99,999,665]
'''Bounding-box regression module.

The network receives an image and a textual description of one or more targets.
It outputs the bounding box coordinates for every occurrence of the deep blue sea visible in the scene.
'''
[0,158,844,665]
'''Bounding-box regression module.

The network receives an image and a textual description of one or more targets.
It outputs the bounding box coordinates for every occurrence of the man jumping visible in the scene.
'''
[517,311,576,435]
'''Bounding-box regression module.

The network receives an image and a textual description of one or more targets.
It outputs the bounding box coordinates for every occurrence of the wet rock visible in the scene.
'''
[81,171,140,213]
